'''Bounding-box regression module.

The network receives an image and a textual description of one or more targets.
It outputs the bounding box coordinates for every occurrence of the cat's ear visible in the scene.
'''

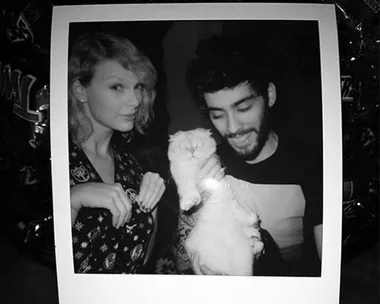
[169,131,181,142]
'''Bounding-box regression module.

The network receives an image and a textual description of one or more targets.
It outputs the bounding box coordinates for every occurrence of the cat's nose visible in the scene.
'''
[189,147,195,154]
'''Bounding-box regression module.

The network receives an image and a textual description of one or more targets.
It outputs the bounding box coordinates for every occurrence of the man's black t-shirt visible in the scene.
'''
[217,136,322,276]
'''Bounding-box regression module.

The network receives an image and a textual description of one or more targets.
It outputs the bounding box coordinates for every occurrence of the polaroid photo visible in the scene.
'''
[50,3,342,304]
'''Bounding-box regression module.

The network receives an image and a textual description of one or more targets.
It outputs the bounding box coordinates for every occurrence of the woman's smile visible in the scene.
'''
[120,113,135,120]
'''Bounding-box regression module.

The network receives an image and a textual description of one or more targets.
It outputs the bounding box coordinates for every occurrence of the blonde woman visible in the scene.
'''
[68,32,165,274]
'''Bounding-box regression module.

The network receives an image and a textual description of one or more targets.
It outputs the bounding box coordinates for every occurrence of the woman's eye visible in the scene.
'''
[134,83,145,91]
[110,84,123,91]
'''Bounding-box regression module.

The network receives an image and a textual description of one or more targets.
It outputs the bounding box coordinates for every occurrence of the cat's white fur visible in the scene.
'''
[168,128,263,276]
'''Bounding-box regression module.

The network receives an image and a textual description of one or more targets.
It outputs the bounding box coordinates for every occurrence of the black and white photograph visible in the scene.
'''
[4,1,379,304]
[67,18,323,277]
[49,3,343,303]
[0,0,380,304]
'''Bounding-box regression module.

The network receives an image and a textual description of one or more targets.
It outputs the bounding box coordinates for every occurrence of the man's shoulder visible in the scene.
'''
[276,136,320,163]
[217,136,321,184]
[272,135,322,177]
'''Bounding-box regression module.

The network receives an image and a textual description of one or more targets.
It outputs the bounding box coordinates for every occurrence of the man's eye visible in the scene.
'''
[210,112,225,120]
[237,105,252,112]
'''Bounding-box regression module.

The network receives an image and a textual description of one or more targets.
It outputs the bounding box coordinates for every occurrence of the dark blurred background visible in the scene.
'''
[0,1,378,303]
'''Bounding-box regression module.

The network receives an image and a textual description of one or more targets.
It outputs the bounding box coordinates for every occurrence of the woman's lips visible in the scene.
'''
[120,113,135,120]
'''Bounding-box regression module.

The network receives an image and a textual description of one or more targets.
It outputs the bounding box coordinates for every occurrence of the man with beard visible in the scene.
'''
[176,34,322,276]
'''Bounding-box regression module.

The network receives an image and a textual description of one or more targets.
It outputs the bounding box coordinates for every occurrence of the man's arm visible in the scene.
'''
[314,224,322,259]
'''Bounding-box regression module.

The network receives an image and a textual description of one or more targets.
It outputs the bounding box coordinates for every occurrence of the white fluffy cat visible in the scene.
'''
[168,128,263,276]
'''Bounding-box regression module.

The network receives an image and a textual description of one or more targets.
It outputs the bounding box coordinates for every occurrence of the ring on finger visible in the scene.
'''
[140,206,150,213]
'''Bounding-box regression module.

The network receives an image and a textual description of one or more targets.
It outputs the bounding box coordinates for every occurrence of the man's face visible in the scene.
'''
[204,81,272,161]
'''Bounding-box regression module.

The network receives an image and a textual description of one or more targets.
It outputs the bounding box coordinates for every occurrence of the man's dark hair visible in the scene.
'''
[186,34,274,108]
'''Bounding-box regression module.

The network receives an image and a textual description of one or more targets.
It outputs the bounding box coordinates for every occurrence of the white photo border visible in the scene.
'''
[50,3,342,304]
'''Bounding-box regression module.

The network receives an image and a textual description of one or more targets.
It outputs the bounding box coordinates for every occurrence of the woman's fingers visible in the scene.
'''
[137,172,165,213]
[70,182,133,229]
[144,182,165,212]
[141,178,165,211]
[106,197,121,228]
[110,183,132,228]
[116,184,132,225]
[136,173,150,206]
[110,185,127,228]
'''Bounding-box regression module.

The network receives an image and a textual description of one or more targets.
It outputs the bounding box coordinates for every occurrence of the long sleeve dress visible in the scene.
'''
[69,137,154,274]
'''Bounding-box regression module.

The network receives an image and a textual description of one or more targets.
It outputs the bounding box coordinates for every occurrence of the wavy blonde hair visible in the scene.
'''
[68,32,157,144]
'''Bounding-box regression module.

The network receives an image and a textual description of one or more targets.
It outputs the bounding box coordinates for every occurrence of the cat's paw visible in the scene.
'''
[180,192,202,211]
[244,227,264,256]
[232,201,259,227]
[247,212,260,228]
[251,238,264,256]
[244,226,261,240]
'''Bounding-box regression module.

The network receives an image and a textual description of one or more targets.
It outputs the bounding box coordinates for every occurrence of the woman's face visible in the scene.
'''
[81,59,143,135]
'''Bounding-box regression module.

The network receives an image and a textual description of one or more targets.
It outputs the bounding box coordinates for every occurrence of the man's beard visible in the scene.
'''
[224,109,271,162]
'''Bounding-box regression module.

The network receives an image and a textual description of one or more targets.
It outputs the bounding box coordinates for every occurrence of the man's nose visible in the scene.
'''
[227,113,240,134]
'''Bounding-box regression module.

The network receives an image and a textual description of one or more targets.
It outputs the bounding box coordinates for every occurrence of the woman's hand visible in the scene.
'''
[71,182,132,228]
[136,172,166,213]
